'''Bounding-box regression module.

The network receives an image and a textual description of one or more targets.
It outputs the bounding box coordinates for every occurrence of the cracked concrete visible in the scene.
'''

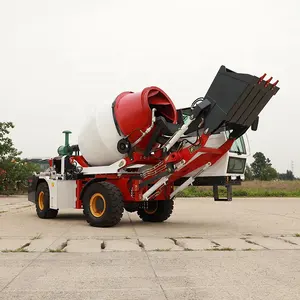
[0,196,300,299]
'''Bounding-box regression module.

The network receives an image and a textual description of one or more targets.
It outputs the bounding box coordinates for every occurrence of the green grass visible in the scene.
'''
[2,242,30,253]
[48,240,68,253]
[205,247,235,251]
[2,248,29,253]
[177,180,300,198]
[3,180,300,198]
[154,248,171,251]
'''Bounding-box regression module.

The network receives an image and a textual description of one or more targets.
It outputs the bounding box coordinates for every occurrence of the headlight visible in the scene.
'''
[227,157,246,174]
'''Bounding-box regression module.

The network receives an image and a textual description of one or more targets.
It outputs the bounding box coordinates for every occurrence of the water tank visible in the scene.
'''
[78,86,177,166]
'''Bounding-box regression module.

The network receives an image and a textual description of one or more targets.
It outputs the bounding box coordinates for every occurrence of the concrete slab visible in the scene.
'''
[65,239,102,252]
[1,250,300,300]
[2,197,300,240]
[246,236,300,250]
[148,250,300,296]
[0,239,30,252]
[0,208,73,239]
[4,252,157,292]
[139,237,183,251]
[26,237,69,252]
[131,197,300,238]
[175,238,216,250]
[1,196,300,299]
[0,253,40,290]
[104,239,141,251]
[0,290,167,300]
[164,286,295,300]
[212,237,264,250]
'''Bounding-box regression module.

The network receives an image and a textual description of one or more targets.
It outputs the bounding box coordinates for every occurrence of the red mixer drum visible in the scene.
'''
[113,86,177,149]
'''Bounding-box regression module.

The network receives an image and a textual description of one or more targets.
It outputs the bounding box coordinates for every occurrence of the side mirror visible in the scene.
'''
[251,117,259,131]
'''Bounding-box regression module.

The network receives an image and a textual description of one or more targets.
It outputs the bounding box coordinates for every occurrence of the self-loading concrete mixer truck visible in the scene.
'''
[28,65,279,227]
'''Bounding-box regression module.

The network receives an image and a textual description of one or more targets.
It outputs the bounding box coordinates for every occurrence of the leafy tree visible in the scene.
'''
[286,170,295,180]
[250,152,278,181]
[0,122,39,195]
[278,170,295,181]
[244,164,254,180]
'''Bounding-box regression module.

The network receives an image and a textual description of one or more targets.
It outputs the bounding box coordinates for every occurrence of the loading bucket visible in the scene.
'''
[203,65,280,134]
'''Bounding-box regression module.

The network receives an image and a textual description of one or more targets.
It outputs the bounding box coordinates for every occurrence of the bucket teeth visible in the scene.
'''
[258,73,266,84]
[258,74,279,90]
[271,79,279,89]
[264,76,273,87]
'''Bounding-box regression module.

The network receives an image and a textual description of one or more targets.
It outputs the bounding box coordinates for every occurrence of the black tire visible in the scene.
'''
[35,182,58,219]
[83,181,124,227]
[124,202,139,213]
[137,200,174,222]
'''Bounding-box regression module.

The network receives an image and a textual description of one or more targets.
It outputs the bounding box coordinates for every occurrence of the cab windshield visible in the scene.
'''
[225,131,246,154]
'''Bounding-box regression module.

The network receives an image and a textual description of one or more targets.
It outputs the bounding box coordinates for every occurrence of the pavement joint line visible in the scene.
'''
[0,251,41,293]
[168,237,183,249]
[126,210,140,238]
[275,237,299,245]
[244,238,269,250]
[127,212,168,300]
[0,219,73,291]
[210,240,221,247]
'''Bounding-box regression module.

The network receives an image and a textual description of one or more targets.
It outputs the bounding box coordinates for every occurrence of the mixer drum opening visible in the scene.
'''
[113,86,177,149]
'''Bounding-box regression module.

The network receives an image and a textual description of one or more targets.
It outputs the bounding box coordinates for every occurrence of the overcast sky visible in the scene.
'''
[0,0,299,175]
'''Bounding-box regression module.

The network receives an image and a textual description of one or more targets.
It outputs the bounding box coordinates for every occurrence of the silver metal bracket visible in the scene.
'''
[170,162,212,199]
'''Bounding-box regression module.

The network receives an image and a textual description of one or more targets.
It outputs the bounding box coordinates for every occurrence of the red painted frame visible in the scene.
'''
[72,133,235,208]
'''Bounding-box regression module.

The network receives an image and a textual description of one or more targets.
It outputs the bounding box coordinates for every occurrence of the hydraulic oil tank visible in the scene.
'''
[78,86,177,166]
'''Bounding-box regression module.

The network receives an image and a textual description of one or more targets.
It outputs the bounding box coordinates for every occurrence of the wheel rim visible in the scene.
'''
[144,202,158,214]
[90,193,106,217]
[38,191,44,210]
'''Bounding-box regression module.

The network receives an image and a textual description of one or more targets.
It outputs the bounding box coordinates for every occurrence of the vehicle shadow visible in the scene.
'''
[52,212,228,231]
[55,212,85,221]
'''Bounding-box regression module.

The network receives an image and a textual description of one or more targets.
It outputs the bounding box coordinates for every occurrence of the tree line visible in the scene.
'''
[0,122,40,194]
[245,151,296,181]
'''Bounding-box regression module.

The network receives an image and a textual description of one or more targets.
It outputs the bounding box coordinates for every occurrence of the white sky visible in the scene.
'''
[0,0,299,175]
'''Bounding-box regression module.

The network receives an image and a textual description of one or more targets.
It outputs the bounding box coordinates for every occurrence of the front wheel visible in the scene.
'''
[137,200,174,222]
[83,181,124,227]
[35,182,58,219]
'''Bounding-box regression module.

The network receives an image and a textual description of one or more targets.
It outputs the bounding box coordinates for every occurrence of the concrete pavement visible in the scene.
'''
[0,196,300,299]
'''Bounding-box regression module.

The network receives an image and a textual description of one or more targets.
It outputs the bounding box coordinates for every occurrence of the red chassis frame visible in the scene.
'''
[69,132,235,209]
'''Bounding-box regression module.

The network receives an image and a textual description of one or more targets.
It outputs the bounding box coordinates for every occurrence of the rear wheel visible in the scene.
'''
[36,182,58,219]
[137,200,174,222]
[124,202,139,213]
[83,182,124,227]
